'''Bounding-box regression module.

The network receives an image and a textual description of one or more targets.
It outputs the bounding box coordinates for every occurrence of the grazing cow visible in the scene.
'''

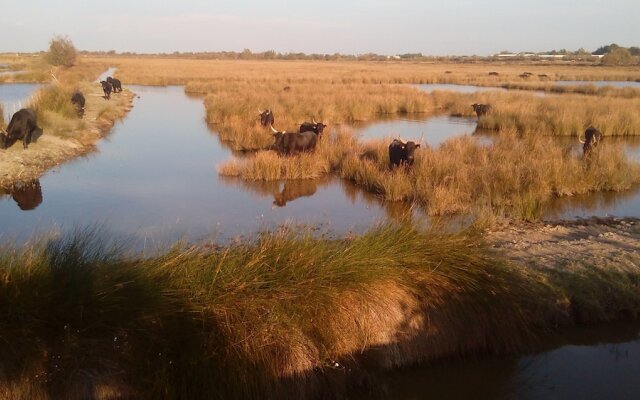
[107,76,122,93]
[271,126,318,155]
[299,119,327,136]
[283,86,291,92]
[471,103,492,118]
[489,71,500,76]
[538,74,549,79]
[9,180,43,210]
[389,139,420,168]
[272,180,317,207]
[71,90,86,117]
[579,126,604,157]
[100,80,112,99]
[0,108,41,150]
[259,109,274,127]
[444,70,453,74]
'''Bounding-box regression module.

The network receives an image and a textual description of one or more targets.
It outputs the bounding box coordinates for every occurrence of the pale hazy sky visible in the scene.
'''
[1,0,638,55]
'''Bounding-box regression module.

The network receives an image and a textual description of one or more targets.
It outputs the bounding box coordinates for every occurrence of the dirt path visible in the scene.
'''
[488,217,640,270]
[0,83,133,188]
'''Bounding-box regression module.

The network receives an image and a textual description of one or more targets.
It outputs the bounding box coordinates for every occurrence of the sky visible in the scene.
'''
[1,0,638,55]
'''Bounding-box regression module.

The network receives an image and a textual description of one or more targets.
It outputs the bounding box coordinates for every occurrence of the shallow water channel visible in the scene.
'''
[1,83,640,243]
[0,83,44,121]
[358,323,640,400]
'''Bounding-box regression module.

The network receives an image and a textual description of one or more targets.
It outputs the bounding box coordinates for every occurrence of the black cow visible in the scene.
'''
[389,139,420,168]
[71,90,86,117]
[107,76,122,93]
[579,126,604,157]
[489,71,500,76]
[271,126,318,155]
[299,119,327,136]
[0,108,41,150]
[283,86,291,92]
[100,80,112,99]
[259,109,274,127]
[9,180,43,210]
[472,103,492,118]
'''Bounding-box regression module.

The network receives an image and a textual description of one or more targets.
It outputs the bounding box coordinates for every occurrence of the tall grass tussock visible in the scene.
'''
[1,224,639,399]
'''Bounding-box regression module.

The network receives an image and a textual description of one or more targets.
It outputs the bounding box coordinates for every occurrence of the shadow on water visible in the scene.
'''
[344,322,640,400]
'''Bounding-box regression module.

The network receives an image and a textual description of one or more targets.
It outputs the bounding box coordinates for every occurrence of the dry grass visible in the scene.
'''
[1,223,639,399]
[218,128,357,180]
[340,133,640,219]
[432,91,640,136]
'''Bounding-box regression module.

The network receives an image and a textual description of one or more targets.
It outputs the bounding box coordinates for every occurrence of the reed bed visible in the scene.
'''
[1,224,639,399]
[432,91,640,136]
[204,81,433,150]
[340,133,640,220]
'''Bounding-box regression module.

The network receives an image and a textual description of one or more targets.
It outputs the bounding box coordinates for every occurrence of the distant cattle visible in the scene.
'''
[71,90,86,117]
[520,72,533,78]
[0,108,41,150]
[444,70,453,74]
[299,119,327,136]
[579,126,604,157]
[271,126,318,155]
[273,180,317,207]
[389,139,420,168]
[471,103,492,118]
[106,76,122,93]
[283,86,291,92]
[259,109,274,127]
[100,80,112,99]
[538,74,549,79]
[9,180,42,210]
[489,71,500,76]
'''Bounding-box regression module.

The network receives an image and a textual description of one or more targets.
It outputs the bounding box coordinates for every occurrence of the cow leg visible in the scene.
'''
[23,131,32,149]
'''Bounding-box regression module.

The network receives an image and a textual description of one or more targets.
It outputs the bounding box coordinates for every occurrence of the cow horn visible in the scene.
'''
[312,118,317,124]
[578,133,585,144]
[258,109,263,114]
[270,125,278,133]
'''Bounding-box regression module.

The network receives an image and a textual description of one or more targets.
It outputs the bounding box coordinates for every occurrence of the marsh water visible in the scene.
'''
[360,323,640,400]
[1,83,640,243]
[555,80,640,88]
[0,83,43,121]
[1,82,640,397]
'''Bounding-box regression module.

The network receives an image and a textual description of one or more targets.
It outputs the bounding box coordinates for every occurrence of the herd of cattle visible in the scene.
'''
[0,76,123,150]
[260,105,603,167]
[0,79,603,163]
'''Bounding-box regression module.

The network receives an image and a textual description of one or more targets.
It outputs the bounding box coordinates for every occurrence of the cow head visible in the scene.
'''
[403,140,421,165]
[579,126,603,157]
[312,118,327,135]
[259,109,274,127]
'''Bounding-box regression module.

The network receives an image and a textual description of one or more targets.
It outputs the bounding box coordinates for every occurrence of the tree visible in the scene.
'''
[601,47,634,65]
[46,35,77,67]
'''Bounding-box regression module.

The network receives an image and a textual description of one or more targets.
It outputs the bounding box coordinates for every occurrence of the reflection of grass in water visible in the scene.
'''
[2,223,640,398]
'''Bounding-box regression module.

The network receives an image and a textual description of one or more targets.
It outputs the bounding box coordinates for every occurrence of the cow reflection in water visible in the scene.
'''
[272,180,318,207]
[1,180,43,210]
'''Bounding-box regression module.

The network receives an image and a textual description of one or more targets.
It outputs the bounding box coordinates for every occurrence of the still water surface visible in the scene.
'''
[1,84,640,244]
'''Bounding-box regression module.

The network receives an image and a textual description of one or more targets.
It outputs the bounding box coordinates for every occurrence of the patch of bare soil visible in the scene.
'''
[488,217,640,270]
[0,84,133,188]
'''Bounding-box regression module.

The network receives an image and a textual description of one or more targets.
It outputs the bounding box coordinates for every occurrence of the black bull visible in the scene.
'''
[389,139,421,168]
[271,127,318,155]
[259,109,274,127]
[106,76,122,93]
[580,127,604,157]
[0,108,42,150]
[100,80,112,99]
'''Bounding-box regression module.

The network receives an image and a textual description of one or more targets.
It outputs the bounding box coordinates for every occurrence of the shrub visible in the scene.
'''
[46,35,77,68]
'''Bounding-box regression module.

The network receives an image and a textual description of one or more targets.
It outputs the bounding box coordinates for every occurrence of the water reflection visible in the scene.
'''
[554,80,640,88]
[354,115,478,147]
[416,83,508,94]
[359,323,640,400]
[0,180,42,211]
